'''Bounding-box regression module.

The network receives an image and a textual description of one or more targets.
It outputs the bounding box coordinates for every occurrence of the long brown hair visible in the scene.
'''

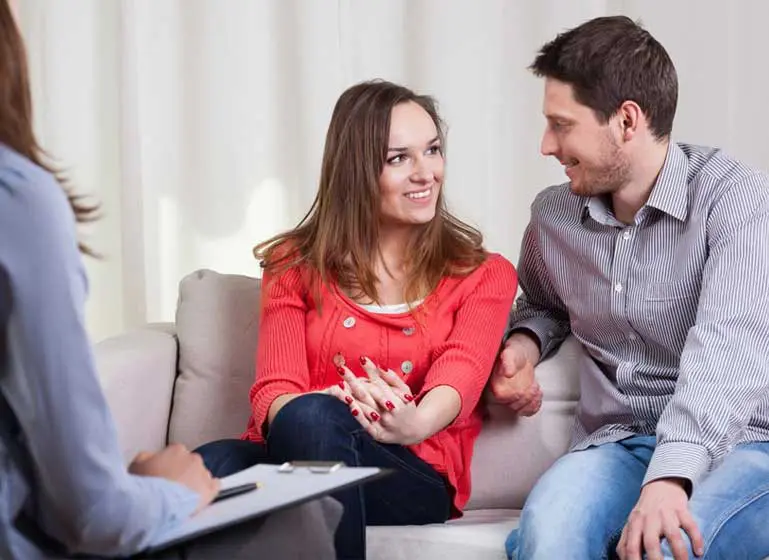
[254,80,486,305]
[0,0,98,253]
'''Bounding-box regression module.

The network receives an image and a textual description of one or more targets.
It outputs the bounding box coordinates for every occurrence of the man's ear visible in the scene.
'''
[618,101,643,141]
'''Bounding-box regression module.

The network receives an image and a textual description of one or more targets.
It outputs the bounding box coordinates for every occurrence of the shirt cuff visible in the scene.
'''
[142,476,200,522]
[642,441,711,490]
[505,317,566,360]
[126,476,200,555]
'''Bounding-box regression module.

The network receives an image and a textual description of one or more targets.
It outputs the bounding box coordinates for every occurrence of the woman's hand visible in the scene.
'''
[319,378,358,409]
[335,357,427,445]
[357,356,414,408]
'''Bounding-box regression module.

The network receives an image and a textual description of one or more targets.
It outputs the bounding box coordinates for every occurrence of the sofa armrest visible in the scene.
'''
[94,323,179,462]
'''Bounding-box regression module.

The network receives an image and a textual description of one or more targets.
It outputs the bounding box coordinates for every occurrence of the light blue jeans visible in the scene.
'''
[505,436,769,560]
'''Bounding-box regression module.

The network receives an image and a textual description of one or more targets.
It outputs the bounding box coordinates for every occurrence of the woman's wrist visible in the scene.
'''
[412,386,461,442]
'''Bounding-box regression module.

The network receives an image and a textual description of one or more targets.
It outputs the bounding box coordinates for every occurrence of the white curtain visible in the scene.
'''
[16,0,769,340]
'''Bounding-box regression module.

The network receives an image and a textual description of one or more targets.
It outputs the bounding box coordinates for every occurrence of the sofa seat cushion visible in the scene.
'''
[367,508,520,560]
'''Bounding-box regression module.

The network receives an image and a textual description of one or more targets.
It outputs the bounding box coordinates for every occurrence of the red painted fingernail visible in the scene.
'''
[351,409,359,417]
[359,356,367,366]
[337,366,345,376]
[345,396,353,405]
[404,394,414,402]
[370,412,380,421]
[385,401,395,411]
[338,381,345,390]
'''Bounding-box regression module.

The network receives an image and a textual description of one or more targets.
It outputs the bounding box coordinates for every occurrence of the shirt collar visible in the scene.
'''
[582,196,622,227]
[581,142,689,225]
[645,142,689,222]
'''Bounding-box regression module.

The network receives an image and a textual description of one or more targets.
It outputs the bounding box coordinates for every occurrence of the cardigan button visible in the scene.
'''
[400,360,413,374]
[343,316,356,328]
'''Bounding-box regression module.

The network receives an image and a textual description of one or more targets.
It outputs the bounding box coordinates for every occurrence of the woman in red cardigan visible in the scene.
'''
[197,80,517,559]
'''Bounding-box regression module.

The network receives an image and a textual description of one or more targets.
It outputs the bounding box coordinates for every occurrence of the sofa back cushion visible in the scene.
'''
[465,336,582,510]
[168,269,260,449]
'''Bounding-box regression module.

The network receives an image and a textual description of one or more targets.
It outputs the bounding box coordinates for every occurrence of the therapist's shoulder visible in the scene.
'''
[0,145,82,276]
[0,145,79,244]
[0,145,73,222]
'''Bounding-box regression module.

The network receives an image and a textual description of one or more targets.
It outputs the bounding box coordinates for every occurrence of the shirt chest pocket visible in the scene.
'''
[633,279,701,353]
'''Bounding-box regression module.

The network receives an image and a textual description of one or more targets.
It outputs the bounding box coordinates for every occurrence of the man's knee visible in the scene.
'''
[511,448,638,559]
[513,500,585,558]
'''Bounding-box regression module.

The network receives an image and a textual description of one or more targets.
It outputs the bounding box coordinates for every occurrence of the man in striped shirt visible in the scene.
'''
[491,15,769,560]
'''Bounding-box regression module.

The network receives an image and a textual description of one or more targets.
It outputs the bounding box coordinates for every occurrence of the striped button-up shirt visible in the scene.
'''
[506,142,769,487]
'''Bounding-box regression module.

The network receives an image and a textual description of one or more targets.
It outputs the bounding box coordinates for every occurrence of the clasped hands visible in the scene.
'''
[320,356,423,445]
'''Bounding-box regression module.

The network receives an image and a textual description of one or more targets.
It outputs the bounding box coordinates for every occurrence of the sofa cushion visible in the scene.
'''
[466,336,582,510]
[96,325,179,461]
[367,508,519,560]
[169,269,261,449]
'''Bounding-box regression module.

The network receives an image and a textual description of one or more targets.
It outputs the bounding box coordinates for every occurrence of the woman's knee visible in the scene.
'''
[267,393,358,458]
[270,393,356,436]
[194,439,268,477]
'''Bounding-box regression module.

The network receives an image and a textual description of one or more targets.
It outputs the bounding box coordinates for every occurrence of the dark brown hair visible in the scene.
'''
[254,80,486,305]
[530,15,678,140]
[0,0,98,253]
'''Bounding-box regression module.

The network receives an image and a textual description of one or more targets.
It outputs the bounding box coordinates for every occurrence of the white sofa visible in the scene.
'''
[94,269,582,560]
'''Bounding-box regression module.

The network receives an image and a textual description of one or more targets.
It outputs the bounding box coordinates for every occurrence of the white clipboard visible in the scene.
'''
[142,463,388,555]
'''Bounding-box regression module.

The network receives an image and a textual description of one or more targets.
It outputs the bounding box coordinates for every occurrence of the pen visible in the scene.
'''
[212,482,260,503]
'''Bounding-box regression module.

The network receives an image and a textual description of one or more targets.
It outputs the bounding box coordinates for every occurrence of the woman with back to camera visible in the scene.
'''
[0,1,340,557]
[198,79,518,559]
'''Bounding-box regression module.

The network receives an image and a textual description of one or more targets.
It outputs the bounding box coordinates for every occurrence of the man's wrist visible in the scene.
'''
[643,441,709,494]
[508,329,542,363]
[644,477,692,495]
[509,328,540,348]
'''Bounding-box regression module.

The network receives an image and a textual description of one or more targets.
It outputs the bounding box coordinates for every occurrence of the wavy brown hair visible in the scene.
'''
[0,0,98,254]
[254,80,486,305]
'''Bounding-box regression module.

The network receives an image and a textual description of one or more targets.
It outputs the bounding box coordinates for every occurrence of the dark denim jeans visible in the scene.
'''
[195,394,451,560]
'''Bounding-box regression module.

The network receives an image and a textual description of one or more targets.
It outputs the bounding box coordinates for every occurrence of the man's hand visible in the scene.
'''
[617,478,704,560]
[129,444,220,514]
[487,333,543,415]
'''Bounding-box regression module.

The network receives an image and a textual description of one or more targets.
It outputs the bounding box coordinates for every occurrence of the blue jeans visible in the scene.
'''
[505,435,769,560]
[195,394,451,560]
